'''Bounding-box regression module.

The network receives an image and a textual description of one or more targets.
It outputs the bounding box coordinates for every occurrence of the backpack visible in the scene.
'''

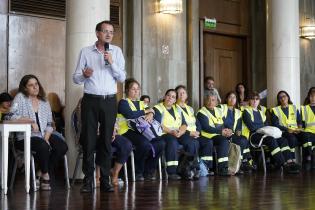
[128,116,163,140]
[177,151,200,180]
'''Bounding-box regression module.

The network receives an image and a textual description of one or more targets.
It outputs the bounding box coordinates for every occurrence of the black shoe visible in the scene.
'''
[144,173,157,181]
[168,174,181,180]
[218,167,230,176]
[135,174,144,181]
[100,181,114,192]
[80,178,93,193]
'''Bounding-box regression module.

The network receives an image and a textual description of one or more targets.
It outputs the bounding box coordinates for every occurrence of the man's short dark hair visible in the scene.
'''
[95,21,114,32]
[204,76,214,83]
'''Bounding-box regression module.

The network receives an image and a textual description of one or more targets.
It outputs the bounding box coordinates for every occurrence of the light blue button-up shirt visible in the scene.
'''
[73,43,126,95]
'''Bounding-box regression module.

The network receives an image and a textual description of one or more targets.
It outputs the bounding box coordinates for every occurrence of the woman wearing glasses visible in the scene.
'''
[242,91,299,173]
[270,90,304,170]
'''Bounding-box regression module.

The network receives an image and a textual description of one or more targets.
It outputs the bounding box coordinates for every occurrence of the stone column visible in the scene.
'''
[266,0,300,107]
[65,0,110,176]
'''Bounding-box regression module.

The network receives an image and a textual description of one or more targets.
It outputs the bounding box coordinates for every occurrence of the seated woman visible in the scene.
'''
[242,91,299,173]
[271,91,304,169]
[301,87,315,170]
[118,78,165,181]
[0,92,13,120]
[175,85,203,176]
[235,83,249,108]
[196,92,230,176]
[154,89,198,180]
[10,74,68,190]
[220,91,253,172]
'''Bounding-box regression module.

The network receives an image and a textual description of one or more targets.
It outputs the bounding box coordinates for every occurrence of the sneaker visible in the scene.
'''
[288,162,301,174]
[168,174,181,180]
[207,170,215,176]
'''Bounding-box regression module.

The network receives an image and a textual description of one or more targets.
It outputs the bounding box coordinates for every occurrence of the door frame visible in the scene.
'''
[199,19,251,106]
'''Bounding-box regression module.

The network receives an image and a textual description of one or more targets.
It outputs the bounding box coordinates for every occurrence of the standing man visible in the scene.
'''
[73,21,126,193]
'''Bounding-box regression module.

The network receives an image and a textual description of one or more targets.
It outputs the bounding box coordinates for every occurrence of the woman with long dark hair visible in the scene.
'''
[271,90,305,169]
[11,74,68,190]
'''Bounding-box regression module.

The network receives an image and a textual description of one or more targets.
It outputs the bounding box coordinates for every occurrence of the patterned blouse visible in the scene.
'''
[10,92,54,138]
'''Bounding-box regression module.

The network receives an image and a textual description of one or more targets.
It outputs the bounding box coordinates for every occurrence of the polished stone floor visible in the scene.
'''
[2,172,315,210]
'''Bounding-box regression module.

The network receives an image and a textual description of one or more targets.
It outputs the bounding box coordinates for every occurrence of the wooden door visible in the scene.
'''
[110,0,124,101]
[203,33,244,103]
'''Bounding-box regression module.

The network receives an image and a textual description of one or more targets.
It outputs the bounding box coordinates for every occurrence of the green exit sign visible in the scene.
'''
[204,17,216,29]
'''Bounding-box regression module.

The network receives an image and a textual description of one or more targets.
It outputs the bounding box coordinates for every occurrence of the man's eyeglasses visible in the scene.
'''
[99,30,114,35]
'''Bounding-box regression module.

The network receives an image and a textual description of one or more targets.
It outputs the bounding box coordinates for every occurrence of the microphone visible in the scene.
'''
[104,42,109,65]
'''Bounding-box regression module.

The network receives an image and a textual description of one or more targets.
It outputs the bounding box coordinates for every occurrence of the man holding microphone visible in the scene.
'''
[73,21,126,193]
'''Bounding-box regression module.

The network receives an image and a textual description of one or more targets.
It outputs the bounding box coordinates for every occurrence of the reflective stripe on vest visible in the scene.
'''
[272,105,298,129]
[176,104,197,132]
[117,99,145,135]
[302,105,315,133]
[198,106,224,139]
[242,107,266,139]
[154,103,182,132]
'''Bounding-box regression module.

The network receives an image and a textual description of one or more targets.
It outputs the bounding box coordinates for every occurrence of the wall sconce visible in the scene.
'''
[158,0,183,14]
[300,26,315,39]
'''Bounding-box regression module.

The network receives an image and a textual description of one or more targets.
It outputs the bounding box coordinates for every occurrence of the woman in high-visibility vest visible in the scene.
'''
[300,87,315,170]
[196,92,230,176]
[220,91,253,173]
[154,89,198,180]
[243,92,300,173]
[271,90,304,169]
[175,85,209,175]
[117,78,165,181]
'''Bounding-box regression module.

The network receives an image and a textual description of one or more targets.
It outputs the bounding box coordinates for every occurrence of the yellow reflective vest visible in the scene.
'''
[220,104,242,132]
[301,105,315,134]
[154,103,182,134]
[176,103,197,132]
[198,106,224,139]
[242,106,266,139]
[117,98,146,135]
[271,105,298,129]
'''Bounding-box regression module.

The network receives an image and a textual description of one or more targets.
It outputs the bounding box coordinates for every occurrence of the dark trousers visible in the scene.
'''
[16,134,68,174]
[112,135,133,164]
[230,135,252,160]
[198,136,214,169]
[123,130,151,175]
[80,94,116,180]
[161,134,180,174]
[198,135,229,170]
[212,135,229,169]
[178,133,199,157]
[144,137,166,175]
[298,132,315,158]
[282,132,300,160]
[250,133,290,166]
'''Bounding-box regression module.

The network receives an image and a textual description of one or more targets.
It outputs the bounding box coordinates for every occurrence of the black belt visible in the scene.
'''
[84,93,116,99]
